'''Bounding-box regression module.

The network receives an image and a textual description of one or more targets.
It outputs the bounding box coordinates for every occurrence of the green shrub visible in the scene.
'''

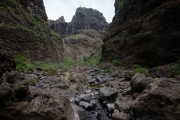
[104,69,113,73]
[32,61,59,75]
[27,78,36,85]
[14,54,34,72]
[111,60,121,66]
[27,64,35,71]
[131,64,141,69]
[50,30,61,38]
[134,68,149,77]
[46,67,57,75]
[170,64,180,77]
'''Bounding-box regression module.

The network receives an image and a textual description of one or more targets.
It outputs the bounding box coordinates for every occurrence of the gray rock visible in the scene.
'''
[80,94,92,102]
[99,87,118,100]
[58,85,69,89]
[107,103,115,112]
[70,97,80,105]
[79,101,91,109]
[86,76,96,83]
[90,99,98,108]
[131,78,180,120]
[104,78,115,82]
[130,73,146,91]
[112,109,129,120]
[139,77,155,90]
[96,75,104,82]
[34,71,44,76]
[115,96,133,112]
[124,71,134,80]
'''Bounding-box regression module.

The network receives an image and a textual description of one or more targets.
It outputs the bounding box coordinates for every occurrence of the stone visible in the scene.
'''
[90,99,98,108]
[106,103,115,112]
[0,54,16,80]
[86,76,96,83]
[0,82,13,102]
[130,73,146,91]
[58,85,69,90]
[64,100,84,120]
[80,94,92,102]
[131,78,180,120]
[99,87,118,100]
[139,77,155,90]
[70,97,80,105]
[115,96,133,112]
[96,75,104,82]
[36,67,43,71]
[12,80,30,101]
[112,109,129,120]
[79,101,91,109]
[124,71,134,80]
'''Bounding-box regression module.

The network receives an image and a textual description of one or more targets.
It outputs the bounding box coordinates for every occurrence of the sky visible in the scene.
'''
[43,0,115,23]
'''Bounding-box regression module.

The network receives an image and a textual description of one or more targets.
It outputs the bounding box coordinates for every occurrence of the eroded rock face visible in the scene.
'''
[0,0,63,62]
[101,0,180,67]
[49,7,108,37]
[0,53,16,79]
[130,78,180,120]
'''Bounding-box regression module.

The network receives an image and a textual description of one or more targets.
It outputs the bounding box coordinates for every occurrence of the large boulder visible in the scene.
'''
[130,78,180,120]
[130,73,154,91]
[130,73,146,91]
[99,87,118,100]
[115,96,133,112]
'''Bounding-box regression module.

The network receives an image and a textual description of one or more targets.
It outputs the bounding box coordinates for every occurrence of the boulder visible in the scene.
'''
[106,103,115,112]
[79,101,91,109]
[112,109,129,120]
[130,73,146,91]
[115,96,133,112]
[80,94,92,102]
[139,77,155,90]
[124,70,134,80]
[99,87,118,100]
[130,78,180,120]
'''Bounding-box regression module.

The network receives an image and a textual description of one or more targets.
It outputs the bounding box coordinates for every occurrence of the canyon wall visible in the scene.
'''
[0,0,63,62]
[101,0,180,67]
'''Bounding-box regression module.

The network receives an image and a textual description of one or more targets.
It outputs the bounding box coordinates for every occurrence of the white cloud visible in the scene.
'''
[43,0,115,23]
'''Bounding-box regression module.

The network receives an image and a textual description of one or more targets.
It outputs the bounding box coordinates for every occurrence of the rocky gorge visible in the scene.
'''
[49,7,108,60]
[1,61,180,120]
[0,0,180,120]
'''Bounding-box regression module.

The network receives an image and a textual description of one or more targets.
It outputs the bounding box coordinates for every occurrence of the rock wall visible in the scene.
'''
[49,7,109,37]
[0,0,63,62]
[101,0,180,67]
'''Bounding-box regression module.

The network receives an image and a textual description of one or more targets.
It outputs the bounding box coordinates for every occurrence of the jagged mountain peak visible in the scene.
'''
[49,7,108,36]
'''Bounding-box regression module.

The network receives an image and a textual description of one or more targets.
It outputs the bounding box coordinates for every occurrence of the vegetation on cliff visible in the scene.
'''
[0,0,63,62]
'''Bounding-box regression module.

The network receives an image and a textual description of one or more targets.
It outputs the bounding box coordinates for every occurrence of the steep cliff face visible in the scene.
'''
[49,7,108,37]
[0,0,63,62]
[101,0,180,67]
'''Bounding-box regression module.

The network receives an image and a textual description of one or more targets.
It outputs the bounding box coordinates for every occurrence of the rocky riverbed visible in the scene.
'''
[0,66,180,120]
